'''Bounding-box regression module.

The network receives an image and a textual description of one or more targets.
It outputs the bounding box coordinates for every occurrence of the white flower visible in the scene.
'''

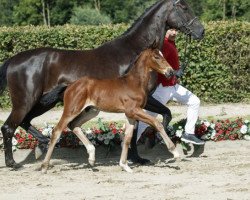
[178,126,183,130]
[204,121,210,127]
[12,138,18,146]
[211,130,216,139]
[86,128,92,134]
[97,134,104,141]
[210,123,216,129]
[104,139,110,145]
[240,125,248,134]
[201,134,210,140]
[87,133,94,140]
[107,132,115,139]
[91,140,97,146]
[175,130,183,138]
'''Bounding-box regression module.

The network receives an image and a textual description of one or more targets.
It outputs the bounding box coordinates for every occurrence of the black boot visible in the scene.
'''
[127,127,151,165]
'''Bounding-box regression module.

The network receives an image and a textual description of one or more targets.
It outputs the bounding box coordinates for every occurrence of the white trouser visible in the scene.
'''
[137,83,200,141]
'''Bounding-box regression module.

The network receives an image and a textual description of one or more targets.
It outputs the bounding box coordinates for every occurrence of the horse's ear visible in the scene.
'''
[150,37,160,50]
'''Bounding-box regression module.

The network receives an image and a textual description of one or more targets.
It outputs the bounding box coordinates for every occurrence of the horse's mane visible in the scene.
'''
[121,0,165,37]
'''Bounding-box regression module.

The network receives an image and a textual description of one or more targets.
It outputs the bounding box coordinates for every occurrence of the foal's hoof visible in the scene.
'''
[88,159,95,167]
[41,164,48,174]
[119,161,133,173]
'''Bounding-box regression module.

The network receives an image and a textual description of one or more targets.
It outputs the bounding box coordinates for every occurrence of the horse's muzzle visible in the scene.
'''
[165,70,174,78]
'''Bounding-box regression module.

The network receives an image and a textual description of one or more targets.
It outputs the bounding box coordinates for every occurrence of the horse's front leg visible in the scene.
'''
[119,118,135,173]
[131,108,180,159]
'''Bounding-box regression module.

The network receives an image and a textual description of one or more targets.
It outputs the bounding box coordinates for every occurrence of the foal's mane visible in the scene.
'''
[123,49,151,75]
[121,0,165,37]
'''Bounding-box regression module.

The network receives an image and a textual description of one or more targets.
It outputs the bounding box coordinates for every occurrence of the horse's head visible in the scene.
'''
[145,48,174,78]
[166,0,205,40]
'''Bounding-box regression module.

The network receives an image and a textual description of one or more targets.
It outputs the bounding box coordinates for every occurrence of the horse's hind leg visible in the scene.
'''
[20,102,58,158]
[68,106,100,130]
[120,118,135,173]
[1,108,29,168]
[73,127,95,166]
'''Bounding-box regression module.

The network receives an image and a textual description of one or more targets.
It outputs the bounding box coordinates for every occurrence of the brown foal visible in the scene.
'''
[41,48,180,173]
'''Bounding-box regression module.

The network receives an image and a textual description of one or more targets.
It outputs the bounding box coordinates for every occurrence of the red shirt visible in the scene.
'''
[157,37,180,86]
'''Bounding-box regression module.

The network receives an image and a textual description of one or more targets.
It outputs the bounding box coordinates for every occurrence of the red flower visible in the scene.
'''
[28,134,33,139]
[15,133,21,139]
[112,129,117,134]
[18,138,25,143]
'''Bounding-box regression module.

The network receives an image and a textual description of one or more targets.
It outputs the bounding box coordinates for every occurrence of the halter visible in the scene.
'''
[173,0,200,38]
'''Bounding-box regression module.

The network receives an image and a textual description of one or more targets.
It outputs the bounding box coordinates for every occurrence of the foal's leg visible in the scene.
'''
[73,127,95,166]
[130,108,180,159]
[41,114,77,173]
[119,118,135,173]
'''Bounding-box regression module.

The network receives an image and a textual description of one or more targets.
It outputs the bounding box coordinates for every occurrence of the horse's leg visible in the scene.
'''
[68,107,100,130]
[41,113,80,174]
[73,127,95,166]
[20,101,58,159]
[129,108,180,159]
[119,118,135,173]
[129,95,172,164]
[1,108,31,168]
[145,96,172,132]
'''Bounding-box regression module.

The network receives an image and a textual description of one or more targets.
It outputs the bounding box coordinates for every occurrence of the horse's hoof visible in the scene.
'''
[41,163,49,174]
[170,148,180,159]
[88,159,95,167]
[41,168,48,174]
[119,161,133,173]
[6,160,22,169]
[127,152,151,165]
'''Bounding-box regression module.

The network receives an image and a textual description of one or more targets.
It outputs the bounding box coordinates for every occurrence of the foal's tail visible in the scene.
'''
[0,59,10,95]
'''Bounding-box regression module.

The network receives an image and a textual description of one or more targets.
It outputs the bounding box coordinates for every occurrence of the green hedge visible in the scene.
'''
[0,22,249,108]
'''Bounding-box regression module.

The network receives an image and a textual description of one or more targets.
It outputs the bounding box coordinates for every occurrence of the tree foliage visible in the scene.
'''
[70,7,111,25]
[0,0,249,26]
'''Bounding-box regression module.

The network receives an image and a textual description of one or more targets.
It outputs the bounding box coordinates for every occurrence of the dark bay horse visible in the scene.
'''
[41,48,178,173]
[0,0,204,168]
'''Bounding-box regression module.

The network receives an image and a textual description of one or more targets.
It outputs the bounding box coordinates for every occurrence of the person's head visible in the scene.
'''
[166,29,178,41]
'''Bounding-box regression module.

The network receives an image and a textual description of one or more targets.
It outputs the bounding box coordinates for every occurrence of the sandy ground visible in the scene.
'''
[0,141,250,200]
[0,103,250,200]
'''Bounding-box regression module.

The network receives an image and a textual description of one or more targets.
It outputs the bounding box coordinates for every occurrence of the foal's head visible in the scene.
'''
[142,48,174,78]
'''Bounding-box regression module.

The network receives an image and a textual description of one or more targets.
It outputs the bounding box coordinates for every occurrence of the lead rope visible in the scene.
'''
[182,35,192,71]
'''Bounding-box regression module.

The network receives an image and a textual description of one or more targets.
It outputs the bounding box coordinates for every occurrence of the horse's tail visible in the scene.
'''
[0,59,10,95]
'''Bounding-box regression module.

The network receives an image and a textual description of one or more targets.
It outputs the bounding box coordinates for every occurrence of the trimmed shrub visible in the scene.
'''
[0,21,249,108]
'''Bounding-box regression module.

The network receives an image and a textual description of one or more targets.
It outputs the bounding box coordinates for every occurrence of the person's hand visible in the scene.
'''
[175,65,184,78]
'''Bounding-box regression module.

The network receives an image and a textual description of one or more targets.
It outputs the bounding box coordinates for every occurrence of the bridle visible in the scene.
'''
[173,0,200,38]
[172,0,198,69]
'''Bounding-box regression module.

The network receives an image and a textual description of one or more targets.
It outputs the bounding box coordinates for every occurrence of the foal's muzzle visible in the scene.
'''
[165,70,174,78]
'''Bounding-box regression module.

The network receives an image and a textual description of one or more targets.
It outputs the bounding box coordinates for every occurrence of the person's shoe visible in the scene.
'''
[181,133,205,145]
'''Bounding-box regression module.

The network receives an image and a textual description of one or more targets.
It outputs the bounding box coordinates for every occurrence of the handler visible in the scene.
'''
[137,29,205,145]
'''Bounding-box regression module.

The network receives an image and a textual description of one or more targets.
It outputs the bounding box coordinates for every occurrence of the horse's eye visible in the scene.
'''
[154,56,160,59]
